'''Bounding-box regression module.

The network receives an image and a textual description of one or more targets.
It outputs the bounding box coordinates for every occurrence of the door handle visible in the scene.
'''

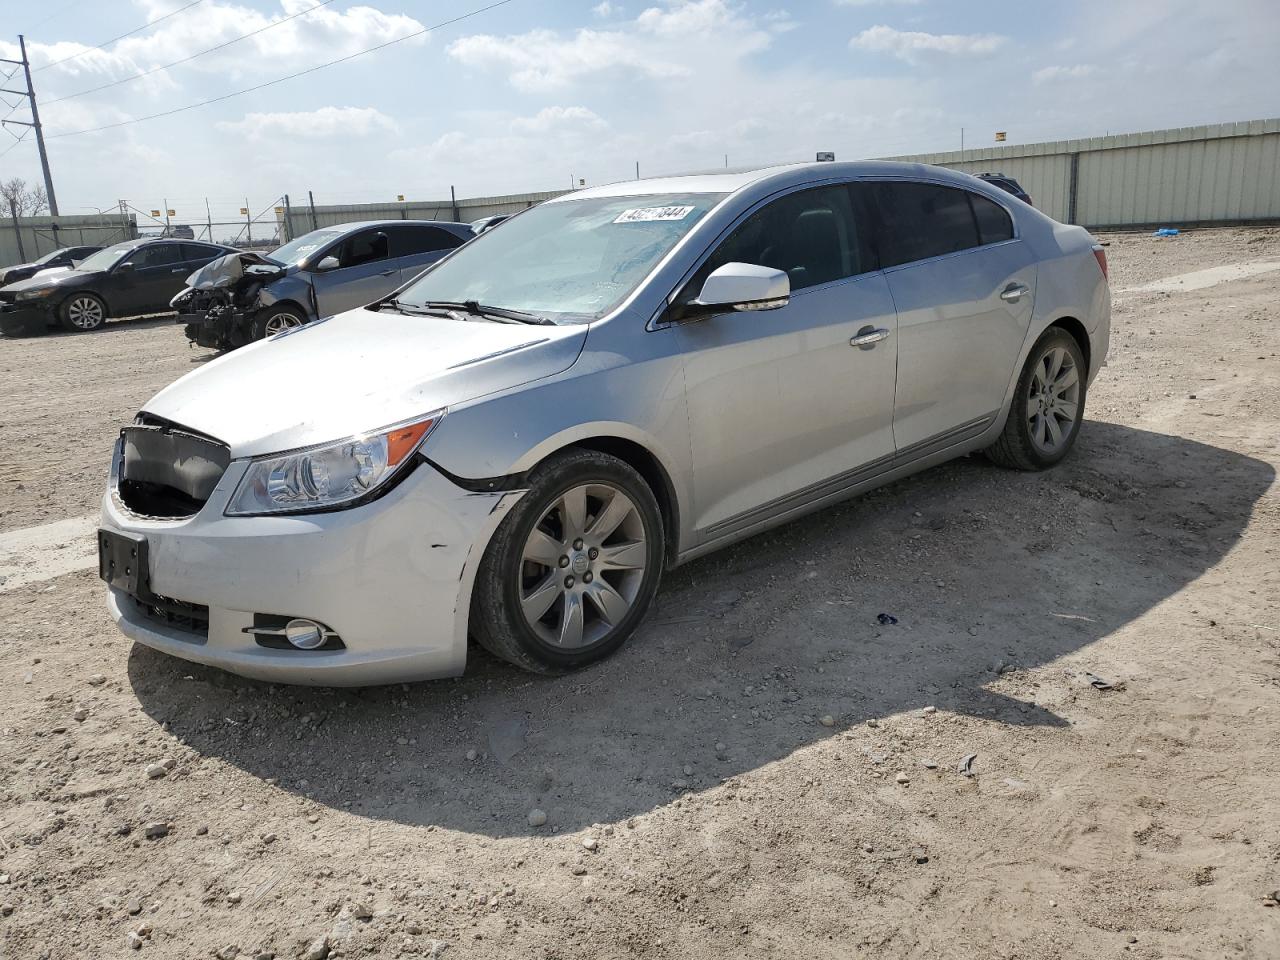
[1000,282,1030,302]
[379,269,397,277]
[171,267,187,273]
[850,326,890,349]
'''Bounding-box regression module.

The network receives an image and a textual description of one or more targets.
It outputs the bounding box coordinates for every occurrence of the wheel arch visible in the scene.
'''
[1048,315,1091,377]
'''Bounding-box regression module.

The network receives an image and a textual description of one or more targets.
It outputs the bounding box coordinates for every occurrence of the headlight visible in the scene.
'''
[225,411,444,516]
[15,287,56,301]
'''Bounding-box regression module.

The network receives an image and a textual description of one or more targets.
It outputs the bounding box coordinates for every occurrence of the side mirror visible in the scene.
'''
[683,262,790,318]
[315,255,340,272]
[115,262,135,274]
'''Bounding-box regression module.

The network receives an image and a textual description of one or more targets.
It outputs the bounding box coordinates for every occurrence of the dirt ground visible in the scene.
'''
[1,227,1278,959]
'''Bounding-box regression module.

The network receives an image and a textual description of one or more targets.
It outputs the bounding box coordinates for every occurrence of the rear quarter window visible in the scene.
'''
[970,193,1014,244]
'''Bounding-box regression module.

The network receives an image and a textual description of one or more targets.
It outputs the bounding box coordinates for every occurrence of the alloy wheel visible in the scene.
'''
[263,311,303,336]
[518,482,648,649]
[67,296,104,329]
[1026,345,1081,454]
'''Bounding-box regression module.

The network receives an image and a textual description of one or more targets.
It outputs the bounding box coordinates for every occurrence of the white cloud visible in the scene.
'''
[447,1,771,91]
[447,28,690,91]
[2,0,426,84]
[851,24,1006,62]
[216,106,398,141]
[836,0,921,6]
[510,106,608,134]
[592,1,620,16]
[1033,63,1099,84]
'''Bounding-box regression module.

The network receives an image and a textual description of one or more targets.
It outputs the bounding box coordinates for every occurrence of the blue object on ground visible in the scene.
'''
[1153,227,1180,237]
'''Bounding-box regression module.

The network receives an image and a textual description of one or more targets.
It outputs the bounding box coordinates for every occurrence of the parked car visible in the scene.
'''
[171,220,473,350]
[0,238,238,336]
[978,172,1033,206]
[0,245,102,286]
[98,160,1109,686]
[168,225,196,240]
[469,215,508,234]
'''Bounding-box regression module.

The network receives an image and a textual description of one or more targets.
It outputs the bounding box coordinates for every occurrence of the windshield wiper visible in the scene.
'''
[374,298,439,316]
[420,300,554,325]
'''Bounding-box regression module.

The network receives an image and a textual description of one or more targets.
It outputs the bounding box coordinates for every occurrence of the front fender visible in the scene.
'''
[423,323,695,548]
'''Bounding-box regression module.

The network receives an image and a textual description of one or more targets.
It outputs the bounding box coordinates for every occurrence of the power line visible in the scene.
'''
[0,129,31,160]
[34,0,206,73]
[45,0,336,106]
[24,1,87,33]
[45,0,516,139]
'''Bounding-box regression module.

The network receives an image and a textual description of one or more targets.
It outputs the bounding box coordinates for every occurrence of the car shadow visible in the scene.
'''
[128,421,1274,837]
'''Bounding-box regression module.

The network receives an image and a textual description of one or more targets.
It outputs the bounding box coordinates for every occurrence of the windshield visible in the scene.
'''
[74,243,134,273]
[396,193,724,322]
[268,228,346,266]
[34,248,67,265]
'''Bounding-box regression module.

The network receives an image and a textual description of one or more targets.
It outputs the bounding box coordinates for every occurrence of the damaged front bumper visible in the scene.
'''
[101,457,527,685]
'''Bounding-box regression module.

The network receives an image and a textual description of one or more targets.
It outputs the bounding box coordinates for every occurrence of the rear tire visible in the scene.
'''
[251,304,307,340]
[985,326,1087,470]
[471,449,665,674]
[59,293,108,332]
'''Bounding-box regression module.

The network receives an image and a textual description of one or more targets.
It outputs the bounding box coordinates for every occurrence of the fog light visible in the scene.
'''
[285,618,325,650]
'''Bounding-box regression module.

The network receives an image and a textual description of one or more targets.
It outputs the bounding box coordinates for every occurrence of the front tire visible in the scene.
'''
[471,449,665,674]
[251,304,307,340]
[59,293,108,332]
[985,327,1087,470]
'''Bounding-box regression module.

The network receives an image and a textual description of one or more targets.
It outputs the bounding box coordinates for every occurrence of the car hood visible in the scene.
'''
[3,267,99,291]
[143,307,588,458]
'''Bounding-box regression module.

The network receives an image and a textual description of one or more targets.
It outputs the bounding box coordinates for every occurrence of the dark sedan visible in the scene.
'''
[0,238,237,336]
[0,245,102,286]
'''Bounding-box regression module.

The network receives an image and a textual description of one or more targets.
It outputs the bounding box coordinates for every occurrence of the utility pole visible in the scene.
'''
[960,127,965,159]
[450,184,459,222]
[282,194,294,243]
[0,36,59,215]
[635,161,640,180]
[244,197,252,245]
[307,190,318,231]
[163,198,171,237]
[205,198,213,243]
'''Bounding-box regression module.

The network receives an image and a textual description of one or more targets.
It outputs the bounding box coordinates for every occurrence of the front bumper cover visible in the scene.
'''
[0,301,54,336]
[101,458,524,686]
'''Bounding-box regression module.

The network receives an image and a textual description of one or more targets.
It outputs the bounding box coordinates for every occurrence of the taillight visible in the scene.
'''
[1092,246,1108,280]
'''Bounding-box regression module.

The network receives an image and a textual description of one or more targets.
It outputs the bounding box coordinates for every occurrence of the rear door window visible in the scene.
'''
[124,244,181,269]
[971,193,1014,245]
[870,182,981,267]
[389,225,465,258]
[180,243,224,264]
[682,184,871,298]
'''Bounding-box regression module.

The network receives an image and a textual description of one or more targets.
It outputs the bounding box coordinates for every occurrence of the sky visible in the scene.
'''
[0,0,1276,227]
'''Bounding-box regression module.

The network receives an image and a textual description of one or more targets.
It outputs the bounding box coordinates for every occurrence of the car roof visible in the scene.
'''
[315,220,472,233]
[551,160,997,203]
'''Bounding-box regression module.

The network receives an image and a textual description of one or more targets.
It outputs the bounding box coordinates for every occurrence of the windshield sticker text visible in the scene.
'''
[613,205,696,224]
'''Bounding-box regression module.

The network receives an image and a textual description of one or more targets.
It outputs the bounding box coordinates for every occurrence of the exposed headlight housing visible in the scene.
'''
[225,411,444,516]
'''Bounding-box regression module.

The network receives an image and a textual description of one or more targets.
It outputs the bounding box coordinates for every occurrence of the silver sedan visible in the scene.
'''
[99,160,1109,684]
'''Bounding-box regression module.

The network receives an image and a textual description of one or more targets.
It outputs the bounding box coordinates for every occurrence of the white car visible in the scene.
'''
[99,161,1109,685]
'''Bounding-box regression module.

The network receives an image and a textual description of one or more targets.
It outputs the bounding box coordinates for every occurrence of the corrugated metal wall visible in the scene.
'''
[889,118,1280,228]
[1,214,137,270]
[279,118,1278,238]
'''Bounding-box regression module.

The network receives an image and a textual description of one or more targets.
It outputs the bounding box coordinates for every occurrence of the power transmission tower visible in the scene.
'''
[0,35,59,215]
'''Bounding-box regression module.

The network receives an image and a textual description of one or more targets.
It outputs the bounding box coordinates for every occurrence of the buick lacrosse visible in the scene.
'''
[99,161,1110,684]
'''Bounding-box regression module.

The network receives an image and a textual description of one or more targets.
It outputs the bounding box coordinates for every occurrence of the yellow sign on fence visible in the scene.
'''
[995,131,1007,142]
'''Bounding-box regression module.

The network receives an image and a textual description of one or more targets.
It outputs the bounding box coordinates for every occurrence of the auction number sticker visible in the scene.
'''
[613,205,696,224]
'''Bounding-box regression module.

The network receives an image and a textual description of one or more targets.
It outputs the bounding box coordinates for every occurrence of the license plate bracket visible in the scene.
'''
[97,529,152,600]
